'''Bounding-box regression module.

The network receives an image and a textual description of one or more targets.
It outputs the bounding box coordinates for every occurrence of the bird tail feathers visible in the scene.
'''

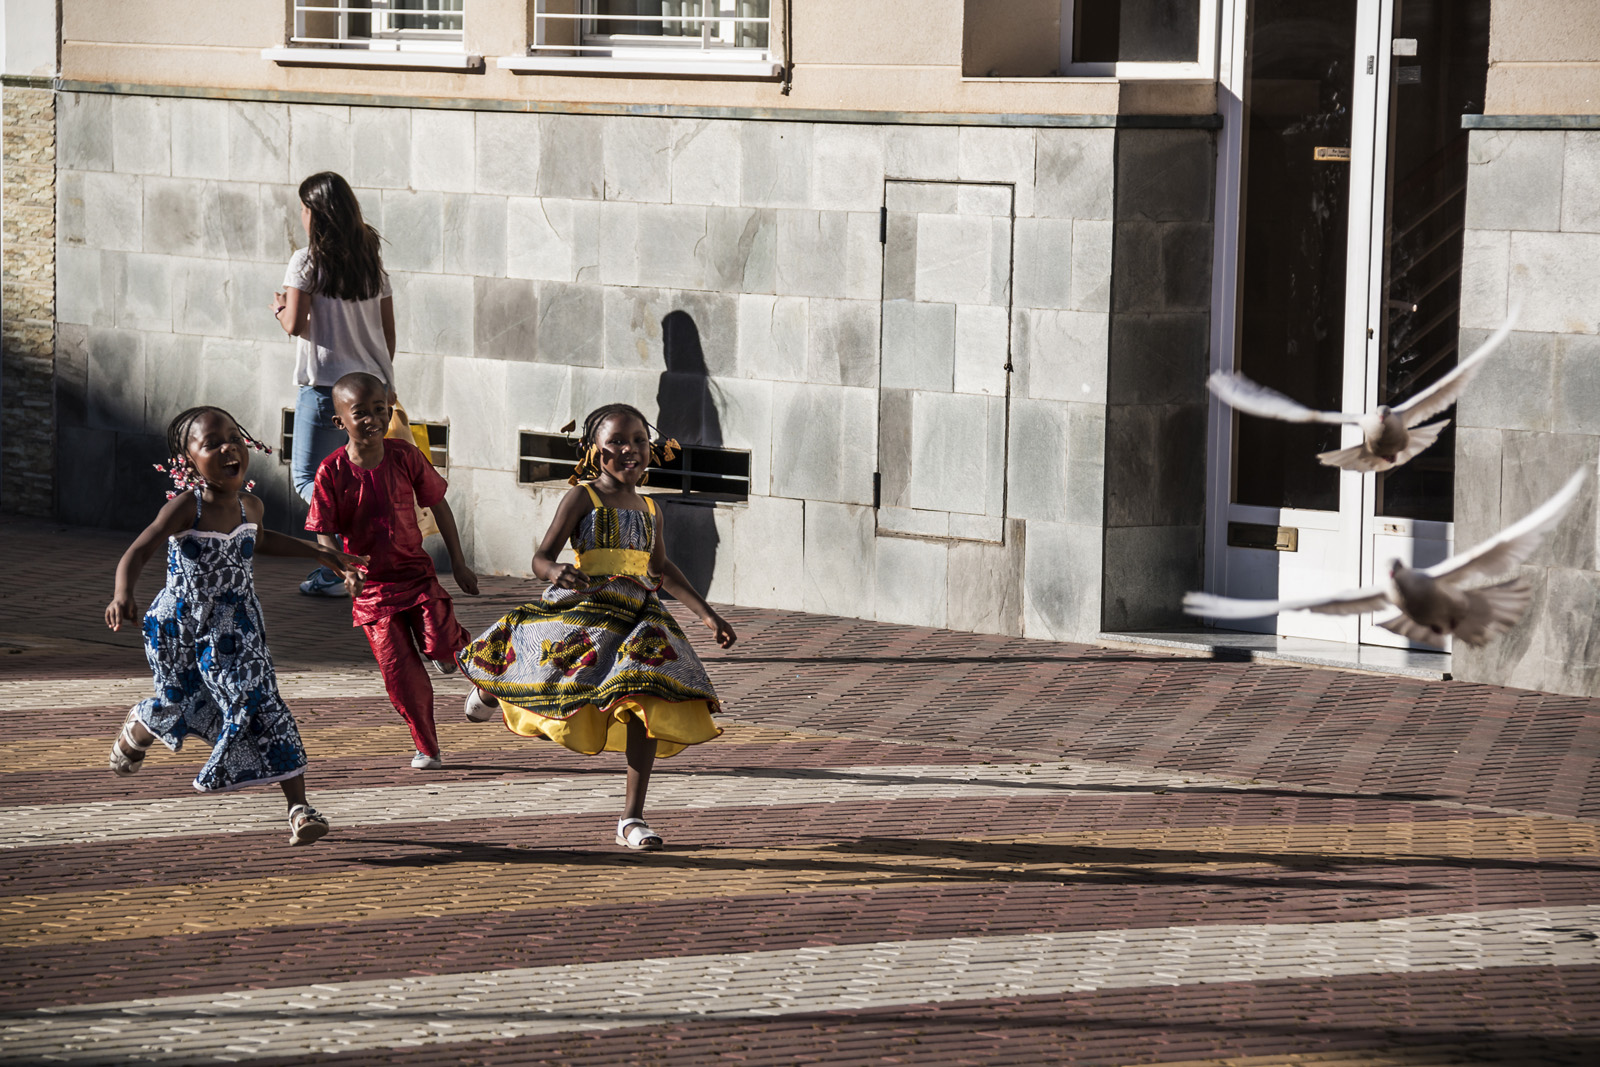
[1376,612,1448,648]
[1451,578,1533,648]
[1317,443,1393,472]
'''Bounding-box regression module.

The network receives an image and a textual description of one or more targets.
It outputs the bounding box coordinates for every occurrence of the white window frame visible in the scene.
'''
[502,1,780,78]
[1058,0,1220,80]
[264,1,481,70]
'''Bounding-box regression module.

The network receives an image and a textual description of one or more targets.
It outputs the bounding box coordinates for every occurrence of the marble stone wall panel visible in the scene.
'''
[803,499,876,618]
[737,294,808,382]
[948,518,1026,635]
[670,119,742,207]
[411,109,476,194]
[112,95,171,177]
[444,193,509,279]
[732,494,806,611]
[740,122,813,208]
[875,534,949,627]
[473,276,539,361]
[169,98,231,182]
[537,114,604,200]
[770,382,876,505]
[228,102,289,185]
[475,111,537,196]
[351,107,412,190]
[1465,130,1564,232]
[603,116,674,204]
[812,125,887,212]
[289,105,353,182]
[1101,524,1203,630]
[1456,328,1558,432]
[1022,519,1102,641]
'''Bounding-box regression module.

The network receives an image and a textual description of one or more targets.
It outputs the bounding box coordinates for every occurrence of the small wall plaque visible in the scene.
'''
[1314,146,1352,162]
[1228,522,1299,552]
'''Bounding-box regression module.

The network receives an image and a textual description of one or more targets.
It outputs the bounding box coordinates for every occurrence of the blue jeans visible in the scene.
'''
[291,385,348,504]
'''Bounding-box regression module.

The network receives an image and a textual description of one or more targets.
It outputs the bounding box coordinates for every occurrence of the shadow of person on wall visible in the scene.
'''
[654,310,724,599]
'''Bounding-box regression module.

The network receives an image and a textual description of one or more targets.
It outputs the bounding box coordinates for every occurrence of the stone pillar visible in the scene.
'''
[1,83,56,517]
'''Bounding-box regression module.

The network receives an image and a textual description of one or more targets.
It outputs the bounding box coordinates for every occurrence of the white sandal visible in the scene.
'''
[616,817,663,851]
[108,709,153,776]
[288,804,330,846]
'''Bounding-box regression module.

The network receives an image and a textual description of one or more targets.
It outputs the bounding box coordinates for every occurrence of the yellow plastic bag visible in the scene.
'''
[386,400,442,539]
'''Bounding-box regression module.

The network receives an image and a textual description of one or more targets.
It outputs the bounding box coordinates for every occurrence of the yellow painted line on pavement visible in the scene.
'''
[2,817,1591,947]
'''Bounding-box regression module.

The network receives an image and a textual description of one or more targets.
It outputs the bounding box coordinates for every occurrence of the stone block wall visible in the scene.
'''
[54,90,1146,643]
[1,85,56,516]
[1455,128,1600,697]
[1101,127,1215,630]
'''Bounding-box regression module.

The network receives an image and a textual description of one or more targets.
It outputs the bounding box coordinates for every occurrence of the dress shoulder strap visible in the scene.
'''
[643,495,656,518]
[239,495,249,524]
[193,487,205,522]
[581,482,603,508]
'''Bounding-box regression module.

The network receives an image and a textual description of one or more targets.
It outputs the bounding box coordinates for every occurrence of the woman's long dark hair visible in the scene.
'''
[298,171,385,301]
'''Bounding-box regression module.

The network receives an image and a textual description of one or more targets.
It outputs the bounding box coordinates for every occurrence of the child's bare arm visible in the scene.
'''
[106,494,195,631]
[533,487,594,590]
[271,286,310,338]
[651,513,736,648]
[430,498,478,596]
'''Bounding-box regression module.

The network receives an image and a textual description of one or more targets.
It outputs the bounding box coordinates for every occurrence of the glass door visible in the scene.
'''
[1356,0,1490,647]
[1209,0,1488,646]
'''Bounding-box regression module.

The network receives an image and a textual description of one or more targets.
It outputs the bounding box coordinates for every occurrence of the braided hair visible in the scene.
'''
[157,406,271,499]
[569,403,678,486]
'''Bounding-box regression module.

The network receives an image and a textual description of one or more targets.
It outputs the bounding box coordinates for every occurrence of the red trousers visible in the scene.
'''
[363,597,471,759]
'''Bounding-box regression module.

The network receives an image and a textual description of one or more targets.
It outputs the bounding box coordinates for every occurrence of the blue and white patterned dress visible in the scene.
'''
[131,490,309,793]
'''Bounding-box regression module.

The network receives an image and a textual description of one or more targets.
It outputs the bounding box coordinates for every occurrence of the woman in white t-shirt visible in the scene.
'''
[271,171,396,596]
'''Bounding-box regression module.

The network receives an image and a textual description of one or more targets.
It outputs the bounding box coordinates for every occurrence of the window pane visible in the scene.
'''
[1074,0,1201,63]
[590,1,768,47]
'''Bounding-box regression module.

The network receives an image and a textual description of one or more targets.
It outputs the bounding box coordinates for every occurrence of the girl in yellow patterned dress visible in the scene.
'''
[458,403,736,850]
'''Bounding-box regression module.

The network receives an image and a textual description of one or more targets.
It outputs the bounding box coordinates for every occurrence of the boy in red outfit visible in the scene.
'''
[305,372,478,770]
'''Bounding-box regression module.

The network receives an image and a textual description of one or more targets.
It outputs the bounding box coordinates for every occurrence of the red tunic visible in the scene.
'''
[305,438,452,627]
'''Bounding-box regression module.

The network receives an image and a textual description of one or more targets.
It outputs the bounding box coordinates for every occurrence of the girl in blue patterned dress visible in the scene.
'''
[459,403,737,852]
[105,406,366,845]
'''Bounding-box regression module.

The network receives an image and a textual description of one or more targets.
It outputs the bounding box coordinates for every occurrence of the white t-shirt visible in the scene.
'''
[283,248,395,388]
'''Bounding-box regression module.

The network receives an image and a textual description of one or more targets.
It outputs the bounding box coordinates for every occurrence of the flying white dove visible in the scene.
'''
[1208,307,1519,472]
[1183,469,1586,648]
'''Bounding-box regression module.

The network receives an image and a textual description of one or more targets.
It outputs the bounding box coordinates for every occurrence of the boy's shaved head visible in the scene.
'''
[332,371,387,408]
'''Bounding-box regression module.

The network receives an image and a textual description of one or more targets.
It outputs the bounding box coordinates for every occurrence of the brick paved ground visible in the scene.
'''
[2,514,1599,1065]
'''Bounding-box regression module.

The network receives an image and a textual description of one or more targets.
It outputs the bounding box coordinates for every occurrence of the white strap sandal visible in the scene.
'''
[108,709,153,776]
[616,817,663,851]
[288,804,330,846]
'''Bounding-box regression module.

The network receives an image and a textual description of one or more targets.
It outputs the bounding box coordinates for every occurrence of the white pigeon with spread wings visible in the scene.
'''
[1208,307,1519,472]
[1183,469,1586,648]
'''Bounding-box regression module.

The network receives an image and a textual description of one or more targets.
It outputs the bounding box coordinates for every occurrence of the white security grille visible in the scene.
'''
[291,1,464,50]
[531,1,771,59]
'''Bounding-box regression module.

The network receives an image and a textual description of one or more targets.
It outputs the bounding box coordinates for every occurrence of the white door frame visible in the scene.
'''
[1205,0,1442,644]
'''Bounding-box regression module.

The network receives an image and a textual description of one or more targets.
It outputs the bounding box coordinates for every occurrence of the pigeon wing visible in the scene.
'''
[1425,469,1586,585]
[1208,372,1362,425]
[1395,306,1517,427]
[1377,612,1448,648]
[1183,585,1392,620]
[1449,579,1535,647]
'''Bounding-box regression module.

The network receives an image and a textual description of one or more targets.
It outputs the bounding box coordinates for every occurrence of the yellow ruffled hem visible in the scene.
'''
[500,695,721,758]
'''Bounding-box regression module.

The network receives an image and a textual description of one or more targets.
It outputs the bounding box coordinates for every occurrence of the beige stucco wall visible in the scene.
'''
[57,0,1210,117]
[1487,0,1600,113]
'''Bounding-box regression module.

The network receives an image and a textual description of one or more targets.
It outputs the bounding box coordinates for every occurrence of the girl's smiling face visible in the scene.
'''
[595,413,651,486]
[185,411,250,490]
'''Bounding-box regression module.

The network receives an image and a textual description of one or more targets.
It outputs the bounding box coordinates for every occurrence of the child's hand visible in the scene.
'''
[320,547,369,577]
[705,612,737,649]
[549,564,591,591]
[105,595,138,632]
[270,291,287,315]
[453,563,480,596]
[344,568,366,598]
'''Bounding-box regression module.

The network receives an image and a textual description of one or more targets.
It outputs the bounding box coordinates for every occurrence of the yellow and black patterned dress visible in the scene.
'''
[457,485,722,757]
